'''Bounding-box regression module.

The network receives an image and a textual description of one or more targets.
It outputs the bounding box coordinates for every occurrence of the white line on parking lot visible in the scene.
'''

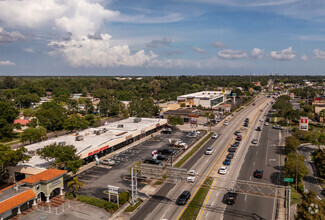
[215,192,219,197]
[244,195,247,201]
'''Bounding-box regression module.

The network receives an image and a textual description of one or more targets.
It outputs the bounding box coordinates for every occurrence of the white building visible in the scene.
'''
[177,91,231,108]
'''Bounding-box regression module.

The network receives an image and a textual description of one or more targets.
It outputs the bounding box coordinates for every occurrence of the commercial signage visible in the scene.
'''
[232,93,237,97]
[299,117,308,131]
[108,185,119,194]
[88,145,109,157]
[49,179,61,188]
[188,115,199,118]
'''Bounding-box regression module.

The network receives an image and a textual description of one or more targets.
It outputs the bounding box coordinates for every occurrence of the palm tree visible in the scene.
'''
[67,177,83,197]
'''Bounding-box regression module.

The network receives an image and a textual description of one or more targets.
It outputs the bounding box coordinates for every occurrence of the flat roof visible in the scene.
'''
[20,117,167,169]
[177,91,227,99]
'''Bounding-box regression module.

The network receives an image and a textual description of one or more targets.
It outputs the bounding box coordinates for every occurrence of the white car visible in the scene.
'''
[187,176,195,183]
[252,139,258,144]
[219,166,227,175]
[205,147,214,155]
[224,121,229,126]
[259,118,264,122]
[100,159,115,166]
[211,133,219,139]
[264,122,269,126]
[188,170,196,176]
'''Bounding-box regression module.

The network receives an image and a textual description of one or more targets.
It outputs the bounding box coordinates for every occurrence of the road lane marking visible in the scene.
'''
[211,201,214,206]
[244,195,247,201]
[249,176,252,181]
[253,161,255,166]
[215,192,219,197]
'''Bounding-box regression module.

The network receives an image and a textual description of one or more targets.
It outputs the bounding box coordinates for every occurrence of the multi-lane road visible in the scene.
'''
[131,95,282,220]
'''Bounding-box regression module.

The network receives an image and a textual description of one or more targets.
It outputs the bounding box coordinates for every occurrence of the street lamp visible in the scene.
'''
[295,149,298,190]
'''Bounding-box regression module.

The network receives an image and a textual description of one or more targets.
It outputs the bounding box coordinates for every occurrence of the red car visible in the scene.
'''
[253,170,263,178]
[236,136,242,141]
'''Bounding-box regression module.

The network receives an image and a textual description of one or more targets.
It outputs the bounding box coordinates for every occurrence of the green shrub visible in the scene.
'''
[297,182,304,194]
[119,191,131,205]
[76,195,118,212]
[124,199,143,212]
[65,192,74,200]
[105,202,118,212]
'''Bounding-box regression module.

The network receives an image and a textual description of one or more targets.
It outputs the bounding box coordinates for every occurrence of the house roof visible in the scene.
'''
[14,119,30,126]
[0,189,36,214]
[21,169,67,184]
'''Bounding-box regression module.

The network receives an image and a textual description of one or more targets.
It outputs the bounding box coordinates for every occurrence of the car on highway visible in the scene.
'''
[234,131,241,135]
[252,139,258,144]
[143,158,163,166]
[253,169,263,178]
[176,191,191,205]
[264,122,270,126]
[156,154,169,161]
[211,133,219,139]
[243,122,248,127]
[256,126,261,131]
[205,147,214,155]
[187,176,195,183]
[158,148,175,155]
[223,190,238,205]
[226,153,234,159]
[236,136,242,141]
[228,147,237,152]
[188,170,196,176]
[224,121,229,126]
[259,118,264,122]
[219,166,228,175]
[100,159,115,166]
[223,158,231,165]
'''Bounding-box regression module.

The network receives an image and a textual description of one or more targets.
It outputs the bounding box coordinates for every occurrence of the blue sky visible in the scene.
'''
[0,0,325,75]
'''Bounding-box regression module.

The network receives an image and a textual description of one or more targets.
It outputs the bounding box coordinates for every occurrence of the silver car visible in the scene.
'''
[100,159,115,166]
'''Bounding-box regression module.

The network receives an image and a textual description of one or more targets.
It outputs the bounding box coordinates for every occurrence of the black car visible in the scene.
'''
[176,190,191,205]
[228,147,237,152]
[143,158,163,166]
[226,153,234,159]
[156,154,169,161]
[233,141,240,147]
[256,126,261,131]
[158,148,175,155]
[223,191,238,205]
[234,131,241,135]
[243,122,248,127]
[245,118,249,122]
[253,169,263,178]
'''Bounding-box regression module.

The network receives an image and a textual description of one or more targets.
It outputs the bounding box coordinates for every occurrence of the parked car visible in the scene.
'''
[223,158,231,165]
[187,176,195,183]
[236,136,242,141]
[245,118,249,122]
[161,128,172,134]
[243,122,248,127]
[256,126,261,131]
[143,158,163,166]
[156,154,169,161]
[252,139,258,144]
[219,166,228,175]
[273,124,283,130]
[259,118,264,122]
[158,148,175,155]
[233,141,240,147]
[253,103,256,106]
[253,169,263,178]
[223,190,238,205]
[228,147,237,152]
[264,122,270,126]
[226,153,234,159]
[187,132,198,138]
[205,147,214,155]
[224,121,229,126]
[234,131,241,135]
[176,191,191,205]
[100,159,115,166]
[211,133,219,139]
[188,170,196,176]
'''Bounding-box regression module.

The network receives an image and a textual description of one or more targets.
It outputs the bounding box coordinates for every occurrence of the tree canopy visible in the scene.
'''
[36,101,67,131]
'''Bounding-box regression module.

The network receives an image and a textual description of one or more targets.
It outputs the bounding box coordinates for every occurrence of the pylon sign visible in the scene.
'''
[299,117,308,131]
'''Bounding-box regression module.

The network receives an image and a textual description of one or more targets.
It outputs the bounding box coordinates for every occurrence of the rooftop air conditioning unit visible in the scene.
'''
[117,124,124,128]
[134,118,141,123]
[76,135,84,141]
[58,141,66,146]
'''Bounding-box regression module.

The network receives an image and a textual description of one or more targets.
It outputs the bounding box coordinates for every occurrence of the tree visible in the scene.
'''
[15,93,40,108]
[67,176,83,197]
[285,136,300,154]
[20,127,47,144]
[23,108,36,117]
[284,152,309,184]
[37,143,83,174]
[36,101,67,131]
[128,97,160,117]
[0,101,19,124]
[168,115,184,127]
[0,119,15,141]
[297,190,325,220]
[63,114,89,132]
[84,114,96,127]
[312,149,325,178]
[0,145,30,183]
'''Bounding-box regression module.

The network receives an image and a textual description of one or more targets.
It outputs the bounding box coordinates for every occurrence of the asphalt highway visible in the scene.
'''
[131,95,271,220]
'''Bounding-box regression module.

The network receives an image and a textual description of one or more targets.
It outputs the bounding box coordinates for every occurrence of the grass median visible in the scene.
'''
[174,132,213,168]
[180,177,214,220]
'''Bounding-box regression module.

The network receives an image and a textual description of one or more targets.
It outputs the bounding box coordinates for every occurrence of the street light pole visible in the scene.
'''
[295,150,298,190]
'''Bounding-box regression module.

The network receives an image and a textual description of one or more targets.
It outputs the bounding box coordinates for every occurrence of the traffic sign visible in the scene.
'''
[284,178,294,182]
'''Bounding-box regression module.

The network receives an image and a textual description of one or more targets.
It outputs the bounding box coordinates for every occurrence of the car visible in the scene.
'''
[143,158,163,166]
[188,170,196,176]
[256,126,261,131]
[211,133,219,139]
[228,147,237,152]
[223,191,238,205]
[245,118,249,122]
[176,191,191,205]
[233,141,240,147]
[224,121,229,126]
[219,166,228,175]
[158,148,175,155]
[273,124,283,130]
[264,122,270,126]
[252,139,258,144]
[253,103,256,106]
[187,132,198,138]
[205,147,214,155]
[236,136,242,141]
[226,153,234,159]
[260,109,263,112]
[161,128,172,134]
[100,159,115,166]
[234,131,241,135]
[259,118,264,122]
[253,169,263,178]
[156,154,169,161]
[243,123,248,127]
[187,176,195,183]
[223,158,231,165]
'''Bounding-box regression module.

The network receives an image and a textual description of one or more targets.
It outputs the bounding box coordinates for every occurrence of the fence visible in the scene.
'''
[38,201,71,215]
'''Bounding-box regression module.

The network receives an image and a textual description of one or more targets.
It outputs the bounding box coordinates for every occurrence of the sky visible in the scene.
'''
[0,0,325,76]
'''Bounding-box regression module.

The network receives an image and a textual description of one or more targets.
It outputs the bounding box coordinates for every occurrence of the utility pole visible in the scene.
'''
[295,150,298,190]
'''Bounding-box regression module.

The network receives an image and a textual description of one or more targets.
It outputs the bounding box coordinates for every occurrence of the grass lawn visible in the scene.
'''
[180,177,213,220]
[124,199,142,212]
[291,186,302,205]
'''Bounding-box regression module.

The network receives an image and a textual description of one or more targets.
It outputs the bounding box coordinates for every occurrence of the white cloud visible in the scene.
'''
[0,60,15,66]
[24,48,35,53]
[0,27,25,43]
[312,48,325,59]
[300,54,308,61]
[251,48,264,59]
[270,47,296,60]
[211,41,226,48]
[217,49,247,59]
[192,47,208,54]
[146,37,172,48]
[48,34,157,68]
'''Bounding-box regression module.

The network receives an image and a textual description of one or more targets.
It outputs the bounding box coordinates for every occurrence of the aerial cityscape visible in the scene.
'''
[0,1,325,220]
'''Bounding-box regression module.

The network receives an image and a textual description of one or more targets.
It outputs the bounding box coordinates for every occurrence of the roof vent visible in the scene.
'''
[117,124,124,128]
[76,135,84,141]
[134,118,141,123]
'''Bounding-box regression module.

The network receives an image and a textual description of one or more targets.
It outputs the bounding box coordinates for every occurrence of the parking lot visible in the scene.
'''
[73,128,205,199]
